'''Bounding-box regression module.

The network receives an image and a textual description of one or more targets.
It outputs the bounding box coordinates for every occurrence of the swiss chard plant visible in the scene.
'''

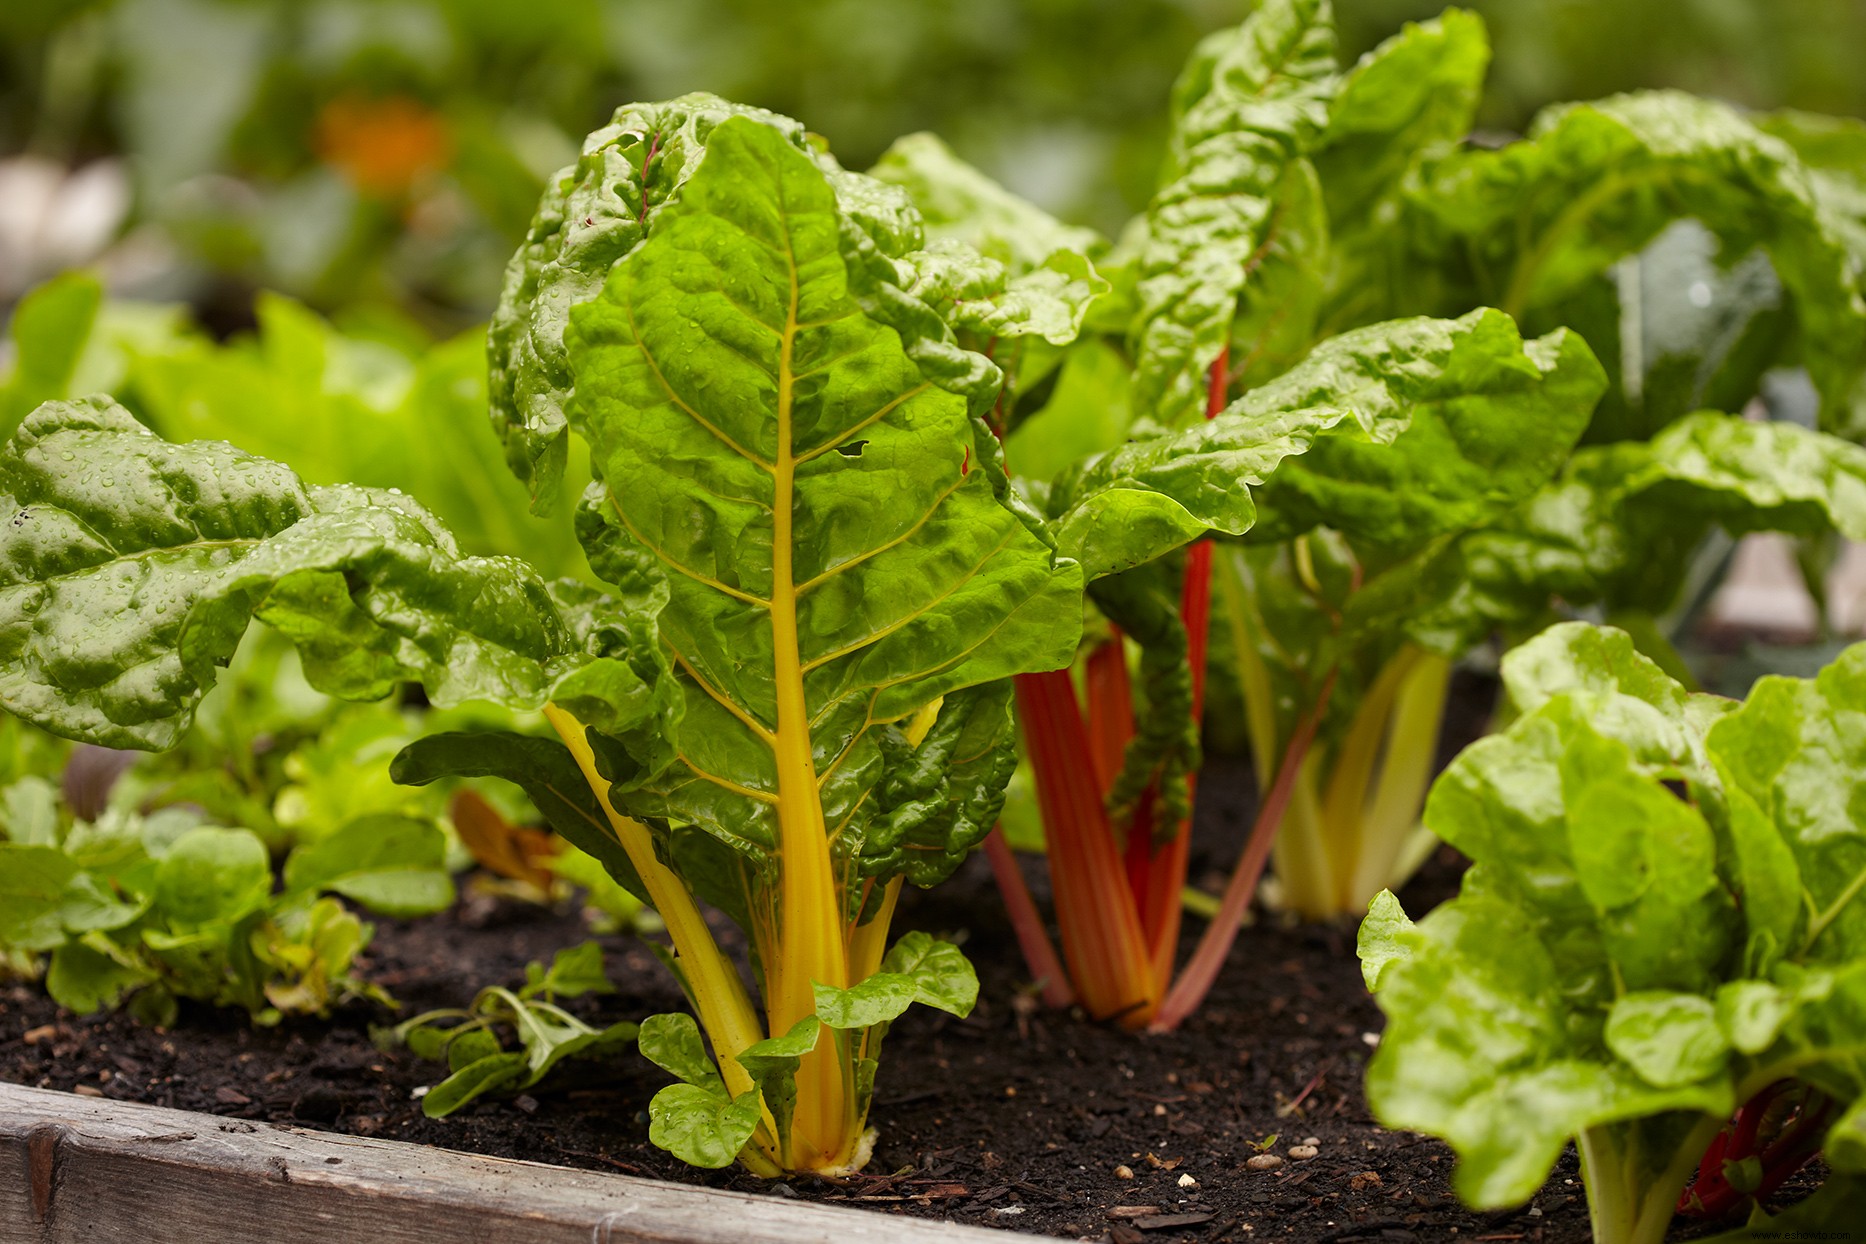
[0,98,1105,1176]
[942,0,1866,958]
[859,0,1611,1031]
[1360,622,1866,1244]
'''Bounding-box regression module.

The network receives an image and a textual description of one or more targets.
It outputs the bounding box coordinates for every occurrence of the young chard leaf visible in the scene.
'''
[648,1083,764,1170]
[638,1011,728,1094]
[733,1016,822,1153]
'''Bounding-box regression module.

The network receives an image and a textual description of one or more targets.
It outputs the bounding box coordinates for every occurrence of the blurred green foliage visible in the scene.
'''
[5,0,1862,326]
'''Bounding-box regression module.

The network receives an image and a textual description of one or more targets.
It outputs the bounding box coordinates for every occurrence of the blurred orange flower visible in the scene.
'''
[314,94,452,198]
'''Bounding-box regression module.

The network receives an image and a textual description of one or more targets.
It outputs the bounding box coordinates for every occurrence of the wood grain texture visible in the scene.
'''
[0,1082,1001,1244]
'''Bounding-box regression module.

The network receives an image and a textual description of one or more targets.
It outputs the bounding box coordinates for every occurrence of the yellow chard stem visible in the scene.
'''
[1349,649,1451,907]
[542,705,767,1105]
[764,292,853,1169]
[1319,646,1419,913]
[849,877,904,986]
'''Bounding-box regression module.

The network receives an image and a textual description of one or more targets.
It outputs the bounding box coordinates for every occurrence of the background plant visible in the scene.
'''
[377,940,638,1116]
[0,779,454,1025]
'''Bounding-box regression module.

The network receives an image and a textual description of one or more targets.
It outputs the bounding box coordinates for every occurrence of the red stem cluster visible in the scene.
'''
[1677,1083,1833,1219]
[988,346,1332,1029]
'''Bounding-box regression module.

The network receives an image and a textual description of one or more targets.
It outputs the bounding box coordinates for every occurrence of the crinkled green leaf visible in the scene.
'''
[1362,891,1730,1209]
[281,813,454,918]
[1632,413,1866,540]
[1557,719,1730,994]
[1313,10,1486,329]
[489,94,817,511]
[1444,412,1866,643]
[1500,620,1721,772]
[903,243,1106,348]
[1757,109,1866,280]
[1367,630,1866,1220]
[1,397,572,750]
[1707,645,1866,960]
[1235,310,1606,550]
[1130,0,1337,427]
[858,682,1018,886]
[646,1082,762,1170]
[1417,90,1866,435]
[562,115,1080,908]
[1049,309,1600,578]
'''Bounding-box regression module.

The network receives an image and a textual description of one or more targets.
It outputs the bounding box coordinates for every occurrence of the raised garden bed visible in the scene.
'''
[6,732,1780,1244]
[0,1081,995,1244]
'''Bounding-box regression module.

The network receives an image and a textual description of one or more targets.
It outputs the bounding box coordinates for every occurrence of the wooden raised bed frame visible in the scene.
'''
[0,1081,1000,1243]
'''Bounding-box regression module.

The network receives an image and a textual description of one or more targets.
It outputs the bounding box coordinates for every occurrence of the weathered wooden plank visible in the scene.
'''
[0,1082,1003,1244]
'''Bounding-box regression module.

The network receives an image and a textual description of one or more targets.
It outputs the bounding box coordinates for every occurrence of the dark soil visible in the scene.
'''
[0,668,1825,1242]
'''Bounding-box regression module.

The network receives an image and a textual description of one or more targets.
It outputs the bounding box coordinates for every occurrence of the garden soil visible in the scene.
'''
[0,672,1823,1243]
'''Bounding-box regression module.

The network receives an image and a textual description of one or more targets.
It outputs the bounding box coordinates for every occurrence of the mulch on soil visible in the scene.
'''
[0,671,1825,1242]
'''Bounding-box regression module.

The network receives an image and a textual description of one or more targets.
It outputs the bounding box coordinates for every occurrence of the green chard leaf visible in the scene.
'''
[1417,90,1866,435]
[1,396,572,749]
[1050,309,1604,580]
[1130,0,1338,427]
[1449,411,1866,637]
[868,132,1105,273]
[813,932,977,1029]
[489,96,818,511]
[1706,645,1866,961]
[562,115,1081,910]
[1313,10,1486,294]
